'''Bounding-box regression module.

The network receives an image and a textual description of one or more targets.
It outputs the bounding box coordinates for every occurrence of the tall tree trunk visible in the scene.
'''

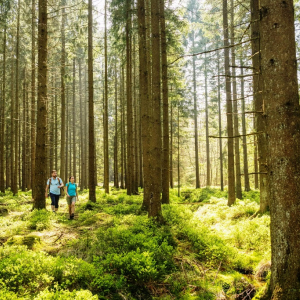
[22,72,26,191]
[192,33,200,189]
[170,100,174,189]
[31,0,36,197]
[149,0,163,221]
[79,59,85,190]
[0,25,6,193]
[60,0,66,181]
[126,0,133,195]
[104,0,109,193]
[26,83,31,190]
[223,0,235,206]
[114,62,119,188]
[260,0,300,298]
[10,60,15,192]
[88,0,96,202]
[138,0,151,209]
[240,59,250,192]
[230,0,242,199]
[217,49,224,191]
[34,0,47,208]
[161,0,169,204]
[13,0,21,196]
[120,65,125,189]
[251,0,268,210]
[204,52,211,187]
[73,58,76,181]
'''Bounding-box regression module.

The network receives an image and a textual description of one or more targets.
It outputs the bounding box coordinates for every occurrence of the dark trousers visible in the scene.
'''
[50,193,60,209]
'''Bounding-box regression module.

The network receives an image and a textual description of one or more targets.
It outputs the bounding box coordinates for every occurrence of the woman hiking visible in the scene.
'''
[65,176,78,220]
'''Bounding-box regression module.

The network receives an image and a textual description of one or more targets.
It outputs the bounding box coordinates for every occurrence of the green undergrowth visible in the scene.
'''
[0,187,270,299]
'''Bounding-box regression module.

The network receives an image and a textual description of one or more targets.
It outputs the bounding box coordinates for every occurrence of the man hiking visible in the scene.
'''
[45,170,64,213]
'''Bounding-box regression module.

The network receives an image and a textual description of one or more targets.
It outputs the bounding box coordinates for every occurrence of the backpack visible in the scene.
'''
[49,177,65,197]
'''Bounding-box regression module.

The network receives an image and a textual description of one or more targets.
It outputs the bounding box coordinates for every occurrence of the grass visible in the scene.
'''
[0,186,270,299]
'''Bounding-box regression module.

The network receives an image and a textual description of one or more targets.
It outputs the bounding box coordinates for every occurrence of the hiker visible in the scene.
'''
[45,170,64,213]
[65,176,78,220]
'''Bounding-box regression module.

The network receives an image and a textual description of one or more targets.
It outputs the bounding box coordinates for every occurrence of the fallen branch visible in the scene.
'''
[169,38,258,65]
[209,131,263,139]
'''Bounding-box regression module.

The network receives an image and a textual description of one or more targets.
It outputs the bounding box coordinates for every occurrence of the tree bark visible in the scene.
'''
[60,0,66,181]
[79,59,85,190]
[223,0,235,206]
[31,0,36,197]
[126,0,134,195]
[88,0,96,202]
[217,49,224,191]
[251,0,268,210]
[230,0,242,199]
[192,33,200,189]
[34,0,47,208]
[104,0,109,193]
[13,0,21,196]
[260,0,300,298]
[240,58,250,192]
[204,52,211,187]
[72,58,76,181]
[148,0,163,221]
[0,25,6,193]
[138,0,151,209]
[161,0,169,204]
[114,62,119,188]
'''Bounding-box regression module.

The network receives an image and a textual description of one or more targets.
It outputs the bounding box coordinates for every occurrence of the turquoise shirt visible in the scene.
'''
[66,182,77,197]
[47,177,63,195]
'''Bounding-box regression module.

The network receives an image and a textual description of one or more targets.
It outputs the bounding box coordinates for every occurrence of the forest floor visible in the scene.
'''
[0,187,270,300]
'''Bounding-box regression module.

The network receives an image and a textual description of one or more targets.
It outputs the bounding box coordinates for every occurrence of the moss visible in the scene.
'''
[6,234,41,250]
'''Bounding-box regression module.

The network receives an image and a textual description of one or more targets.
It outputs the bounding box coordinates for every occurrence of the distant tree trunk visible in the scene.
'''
[223,0,235,206]
[192,33,200,189]
[230,0,242,199]
[34,0,47,208]
[204,52,211,187]
[60,0,66,181]
[251,0,267,209]
[88,0,96,202]
[49,77,54,173]
[120,65,125,189]
[79,59,85,190]
[148,0,163,221]
[66,87,69,179]
[12,0,21,196]
[31,0,36,197]
[170,101,174,189]
[161,0,169,204]
[22,72,26,191]
[114,62,119,188]
[104,0,109,193]
[126,0,134,195]
[177,103,180,197]
[0,25,6,193]
[138,0,151,209]
[55,82,58,169]
[260,0,300,298]
[217,49,224,191]
[83,66,88,189]
[72,58,76,181]
[26,83,31,190]
[240,59,250,192]
[133,35,139,194]
[10,62,15,192]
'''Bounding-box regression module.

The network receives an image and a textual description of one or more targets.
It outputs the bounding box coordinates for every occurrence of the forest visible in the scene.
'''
[1,0,300,299]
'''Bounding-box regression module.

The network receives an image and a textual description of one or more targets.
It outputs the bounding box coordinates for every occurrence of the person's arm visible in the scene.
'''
[66,183,70,197]
[45,180,49,198]
[58,178,64,188]
[76,185,78,201]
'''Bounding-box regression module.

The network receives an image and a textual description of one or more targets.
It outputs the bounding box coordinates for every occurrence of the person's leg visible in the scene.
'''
[55,195,60,211]
[68,205,71,216]
[50,193,55,212]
